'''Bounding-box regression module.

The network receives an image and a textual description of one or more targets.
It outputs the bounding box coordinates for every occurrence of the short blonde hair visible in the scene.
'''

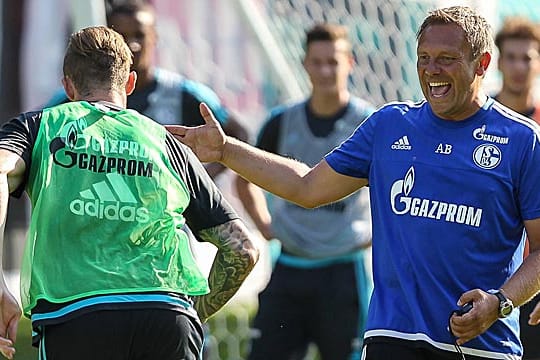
[417,6,494,59]
[63,26,133,97]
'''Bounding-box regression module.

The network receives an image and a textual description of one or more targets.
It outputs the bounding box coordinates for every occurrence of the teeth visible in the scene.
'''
[429,82,449,87]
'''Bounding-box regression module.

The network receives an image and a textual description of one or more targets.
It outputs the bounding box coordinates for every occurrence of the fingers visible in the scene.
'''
[0,337,15,359]
[450,312,475,345]
[529,301,540,325]
[199,103,219,125]
[450,289,499,345]
[6,317,18,344]
[457,290,476,307]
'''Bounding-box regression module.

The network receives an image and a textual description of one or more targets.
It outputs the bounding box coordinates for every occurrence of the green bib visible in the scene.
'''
[21,101,208,316]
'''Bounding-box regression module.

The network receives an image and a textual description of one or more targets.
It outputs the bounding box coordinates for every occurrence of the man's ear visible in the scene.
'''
[476,52,492,76]
[126,71,137,95]
[62,76,76,100]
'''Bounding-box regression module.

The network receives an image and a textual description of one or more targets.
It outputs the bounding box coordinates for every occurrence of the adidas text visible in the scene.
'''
[70,199,150,223]
[391,136,412,150]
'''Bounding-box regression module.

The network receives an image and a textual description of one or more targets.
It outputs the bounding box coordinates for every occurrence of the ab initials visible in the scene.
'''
[435,143,452,155]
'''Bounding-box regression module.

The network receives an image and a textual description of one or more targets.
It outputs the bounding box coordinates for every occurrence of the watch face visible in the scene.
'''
[500,301,514,317]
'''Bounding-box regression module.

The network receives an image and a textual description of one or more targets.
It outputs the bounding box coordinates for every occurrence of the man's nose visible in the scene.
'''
[424,60,441,76]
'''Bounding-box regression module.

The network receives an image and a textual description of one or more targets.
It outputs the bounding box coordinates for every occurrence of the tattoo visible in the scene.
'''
[194,219,258,321]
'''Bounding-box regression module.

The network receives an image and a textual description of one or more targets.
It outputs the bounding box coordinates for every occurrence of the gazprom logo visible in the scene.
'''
[390,166,483,227]
[472,125,509,144]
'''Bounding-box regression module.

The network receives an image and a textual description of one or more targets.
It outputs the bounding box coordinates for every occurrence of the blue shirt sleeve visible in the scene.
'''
[517,127,540,220]
[324,111,377,179]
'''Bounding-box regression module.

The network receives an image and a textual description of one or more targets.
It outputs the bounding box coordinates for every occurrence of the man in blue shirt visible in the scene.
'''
[168,6,540,360]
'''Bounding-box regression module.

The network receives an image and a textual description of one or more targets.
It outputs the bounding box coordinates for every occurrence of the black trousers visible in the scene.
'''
[364,340,505,360]
[38,308,204,360]
[248,260,363,360]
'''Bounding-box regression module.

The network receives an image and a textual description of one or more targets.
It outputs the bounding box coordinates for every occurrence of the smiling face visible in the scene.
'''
[417,23,491,120]
[498,38,540,96]
[303,39,353,97]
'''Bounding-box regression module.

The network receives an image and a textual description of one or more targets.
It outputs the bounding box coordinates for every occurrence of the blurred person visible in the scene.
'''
[20,0,107,111]
[46,0,248,177]
[493,16,540,360]
[236,23,374,360]
[494,16,540,121]
[168,6,540,360]
[0,25,258,360]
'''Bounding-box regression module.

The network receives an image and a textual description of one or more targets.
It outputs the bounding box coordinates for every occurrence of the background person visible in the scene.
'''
[236,23,374,360]
[0,25,258,359]
[45,0,249,178]
[493,15,540,360]
[494,16,540,121]
[168,6,540,359]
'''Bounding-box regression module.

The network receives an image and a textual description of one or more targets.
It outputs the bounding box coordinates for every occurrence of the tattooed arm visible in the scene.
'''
[194,219,259,322]
[164,132,259,321]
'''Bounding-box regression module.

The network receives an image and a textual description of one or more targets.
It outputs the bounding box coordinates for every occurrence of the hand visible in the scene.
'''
[529,300,540,325]
[449,289,499,345]
[0,287,21,360]
[166,103,227,163]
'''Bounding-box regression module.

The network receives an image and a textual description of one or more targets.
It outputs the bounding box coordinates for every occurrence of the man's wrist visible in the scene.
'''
[221,136,235,164]
[487,289,514,318]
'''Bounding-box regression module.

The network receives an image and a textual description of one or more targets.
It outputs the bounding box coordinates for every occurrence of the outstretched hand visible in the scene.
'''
[166,103,227,163]
[0,285,21,360]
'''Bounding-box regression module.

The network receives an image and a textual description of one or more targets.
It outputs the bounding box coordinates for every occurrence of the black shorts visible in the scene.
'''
[363,339,500,360]
[520,293,540,359]
[36,308,204,360]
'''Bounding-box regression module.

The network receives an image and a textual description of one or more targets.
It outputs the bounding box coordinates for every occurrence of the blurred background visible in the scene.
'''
[1,0,539,359]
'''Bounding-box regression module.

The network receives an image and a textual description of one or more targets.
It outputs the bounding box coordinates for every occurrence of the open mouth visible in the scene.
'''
[429,82,451,98]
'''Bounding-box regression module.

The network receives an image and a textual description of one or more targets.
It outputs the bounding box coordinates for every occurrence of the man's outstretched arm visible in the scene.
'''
[193,219,259,322]
[167,103,367,208]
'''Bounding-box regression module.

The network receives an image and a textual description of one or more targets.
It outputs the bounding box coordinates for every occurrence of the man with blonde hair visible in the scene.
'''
[0,26,258,360]
[169,6,540,359]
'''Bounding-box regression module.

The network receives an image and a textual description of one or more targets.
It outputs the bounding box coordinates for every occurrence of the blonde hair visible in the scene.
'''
[417,6,494,59]
[63,26,132,96]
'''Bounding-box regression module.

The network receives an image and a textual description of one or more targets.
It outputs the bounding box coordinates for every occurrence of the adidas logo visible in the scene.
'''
[69,173,150,223]
[391,136,412,150]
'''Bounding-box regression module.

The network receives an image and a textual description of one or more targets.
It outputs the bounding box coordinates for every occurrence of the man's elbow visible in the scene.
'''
[243,238,260,271]
[290,193,326,209]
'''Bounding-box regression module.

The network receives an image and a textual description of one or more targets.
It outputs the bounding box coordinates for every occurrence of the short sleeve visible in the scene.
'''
[324,112,376,179]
